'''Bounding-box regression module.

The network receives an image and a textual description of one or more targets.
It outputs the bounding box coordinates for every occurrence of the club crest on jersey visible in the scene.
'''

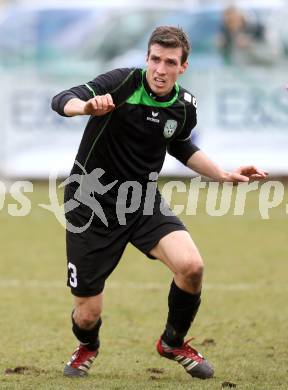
[163,120,177,138]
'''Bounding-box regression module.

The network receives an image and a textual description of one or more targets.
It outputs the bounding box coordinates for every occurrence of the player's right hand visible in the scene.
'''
[84,94,115,116]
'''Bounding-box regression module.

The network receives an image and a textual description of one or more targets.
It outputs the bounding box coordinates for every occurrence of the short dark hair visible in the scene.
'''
[147,26,191,64]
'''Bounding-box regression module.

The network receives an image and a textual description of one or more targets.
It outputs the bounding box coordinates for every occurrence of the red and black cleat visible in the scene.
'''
[156,337,214,379]
[64,344,98,377]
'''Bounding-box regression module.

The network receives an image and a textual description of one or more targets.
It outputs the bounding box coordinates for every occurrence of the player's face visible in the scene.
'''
[146,44,188,96]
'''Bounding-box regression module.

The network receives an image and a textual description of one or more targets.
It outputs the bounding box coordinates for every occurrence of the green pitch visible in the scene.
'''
[0,180,287,390]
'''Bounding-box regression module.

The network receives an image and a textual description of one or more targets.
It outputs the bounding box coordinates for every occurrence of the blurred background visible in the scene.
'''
[0,0,288,178]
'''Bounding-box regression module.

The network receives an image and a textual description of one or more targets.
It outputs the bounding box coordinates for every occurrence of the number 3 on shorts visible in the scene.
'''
[68,262,78,288]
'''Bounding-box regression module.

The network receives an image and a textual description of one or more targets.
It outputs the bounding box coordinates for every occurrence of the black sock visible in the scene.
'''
[162,280,201,347]
[72,313,102,351]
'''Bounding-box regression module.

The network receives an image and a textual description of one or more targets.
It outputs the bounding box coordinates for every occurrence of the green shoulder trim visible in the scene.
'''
[175,97,187,136]
[110,68,137,94]
[84,68,137,101]
[126,69,179,108]
[85,83,96,97]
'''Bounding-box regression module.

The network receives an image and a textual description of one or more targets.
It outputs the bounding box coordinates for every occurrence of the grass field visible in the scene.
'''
[0,179,287,389]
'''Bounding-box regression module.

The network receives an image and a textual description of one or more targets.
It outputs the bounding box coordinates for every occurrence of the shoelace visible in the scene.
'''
[172,338,204,363]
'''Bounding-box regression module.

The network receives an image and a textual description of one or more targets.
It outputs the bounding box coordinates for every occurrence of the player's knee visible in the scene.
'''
[74,304,102,329]
[177,252,204,282]
[76,310,101,329]
[189,262,204,285]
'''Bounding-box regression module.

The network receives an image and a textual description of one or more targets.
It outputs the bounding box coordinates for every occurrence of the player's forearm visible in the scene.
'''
[186,150,230,181]
[64,98,87,117]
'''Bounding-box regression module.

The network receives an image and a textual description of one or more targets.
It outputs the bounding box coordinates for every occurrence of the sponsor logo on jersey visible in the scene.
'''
[147,110,160,123]
[184,92,197,108]
[147,117,160,123]
[192,96,197,108]
[163,119,177,138]
[184,92,192,103]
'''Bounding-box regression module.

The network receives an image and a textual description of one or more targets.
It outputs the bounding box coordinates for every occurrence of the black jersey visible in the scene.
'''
[52,68,199,183]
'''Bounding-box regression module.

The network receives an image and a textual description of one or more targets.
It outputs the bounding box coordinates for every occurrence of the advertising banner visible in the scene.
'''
[1,67,288,178]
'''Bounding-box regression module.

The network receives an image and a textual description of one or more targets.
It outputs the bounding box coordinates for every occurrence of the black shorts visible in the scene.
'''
[65,189,187,297]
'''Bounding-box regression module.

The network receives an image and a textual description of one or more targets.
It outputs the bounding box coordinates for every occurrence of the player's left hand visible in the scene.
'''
[230,165,268,182]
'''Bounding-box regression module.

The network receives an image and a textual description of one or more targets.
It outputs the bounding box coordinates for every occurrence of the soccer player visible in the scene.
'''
[52,26,267,379]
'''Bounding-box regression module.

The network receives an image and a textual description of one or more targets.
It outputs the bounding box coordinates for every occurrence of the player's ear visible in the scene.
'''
[179,61,188,74]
